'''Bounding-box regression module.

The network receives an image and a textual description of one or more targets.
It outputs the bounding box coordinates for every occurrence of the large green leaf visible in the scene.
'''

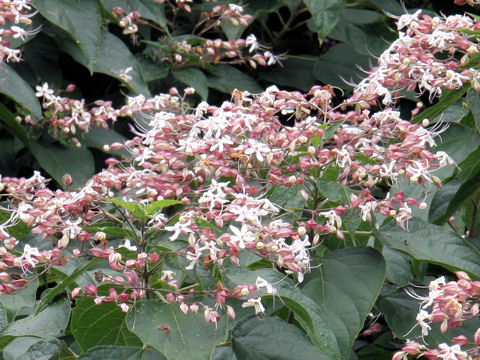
[1,299,70,340]
[207,65,263,94]
[34,0,102,71]
[442,171,480,222]
[173,68,209,100]
[71,298,142,351]
[304,0,346,42]
[0,280,38,322]
[0,104,30,145]
[328,10,394,56]
[30,140,95,188]
[99,0,167,29]
[0,64,42,120]
[57,30,150,95]
[467,88,480,131]
[79,345,166,360]
[429,178,462,223]
[224,267,340,358]
[211,347,237,360]
[459,145,480,181]
[382,245,413,287]
[81,127,129,157]
[35,258,103,314]
[433,123,479,165]
[302,247,386,360]
[258,57,317,92]
[126,301,228,360]
[412,86,470,123]
[232,317,324,360]
[314,44,371,88]
[375,218,480,278]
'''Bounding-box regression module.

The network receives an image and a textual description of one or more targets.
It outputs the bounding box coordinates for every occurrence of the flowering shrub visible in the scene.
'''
[3,1,480,359]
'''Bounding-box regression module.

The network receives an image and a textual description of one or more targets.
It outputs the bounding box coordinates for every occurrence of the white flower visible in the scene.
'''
[241,297,265,314]
[119,239,137,251]
[245,34,258,53]
[416,310,432,336]
[35,83,54,98]
[255,277,277,294]
[437,343,468,360]
[229,224,256,249]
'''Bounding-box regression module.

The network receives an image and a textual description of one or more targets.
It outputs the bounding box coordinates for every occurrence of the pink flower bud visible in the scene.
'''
[85,284,98,296]
[71,287,82,298]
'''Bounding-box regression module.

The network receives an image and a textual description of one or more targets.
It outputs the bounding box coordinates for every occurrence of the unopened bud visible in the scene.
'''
[298,226,306,236]
[62,173,73,187]
[422,119,429,127]
[419,202,427,210]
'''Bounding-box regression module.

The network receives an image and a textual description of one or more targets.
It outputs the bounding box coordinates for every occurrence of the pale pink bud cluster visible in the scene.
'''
[351,11,480,107]
[397,272,480,359]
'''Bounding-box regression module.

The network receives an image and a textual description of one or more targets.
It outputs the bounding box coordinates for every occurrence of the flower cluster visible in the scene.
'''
[0,8,466,325]
[0,74,451,319]
[0,0,38,63]
[395,271,480,360]
[351,10,480,106]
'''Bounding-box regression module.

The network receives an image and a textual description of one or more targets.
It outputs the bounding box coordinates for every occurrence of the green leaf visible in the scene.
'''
[79,345,167,360]
[35,0,102,71]
[459,146,480,181]
[30,140,95,188]
[136,55,170,82]
[0,209,30,240]
[429,178,462,223]
[71,298,142,351]
[35,258,103,314]
[144,200,182,216]
[443,171,480,222]
[224,267,340,358]
[81,127,129,157]
[57,30,150,95]
[99,0,167,29]
[467,89,480,131]
[302,247,386,359]
[50,341,77,360]
[374,218,480,278]
[173,68,209,100]
[207,65,263,94]
[244,0,284,18]
[126,300,228,360]
[382,245,413,287]
[412,86,470,123]
[16,339,64,360]
[258,57,317,92]
[434,123,480,165]
[314,44,371,88]
[0,103,30,145]
[232,317,324,360]
[432,101,470,124]
[109,198,147,220]
[328,10,394,56]
[316,179,353,203]
[194,217,222,232]
[0,64,42,120]
[0,280,38,322]
[212,347,237,360]
[303,0,346,42]
[1,299,70,340]
[268,184,305,209]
